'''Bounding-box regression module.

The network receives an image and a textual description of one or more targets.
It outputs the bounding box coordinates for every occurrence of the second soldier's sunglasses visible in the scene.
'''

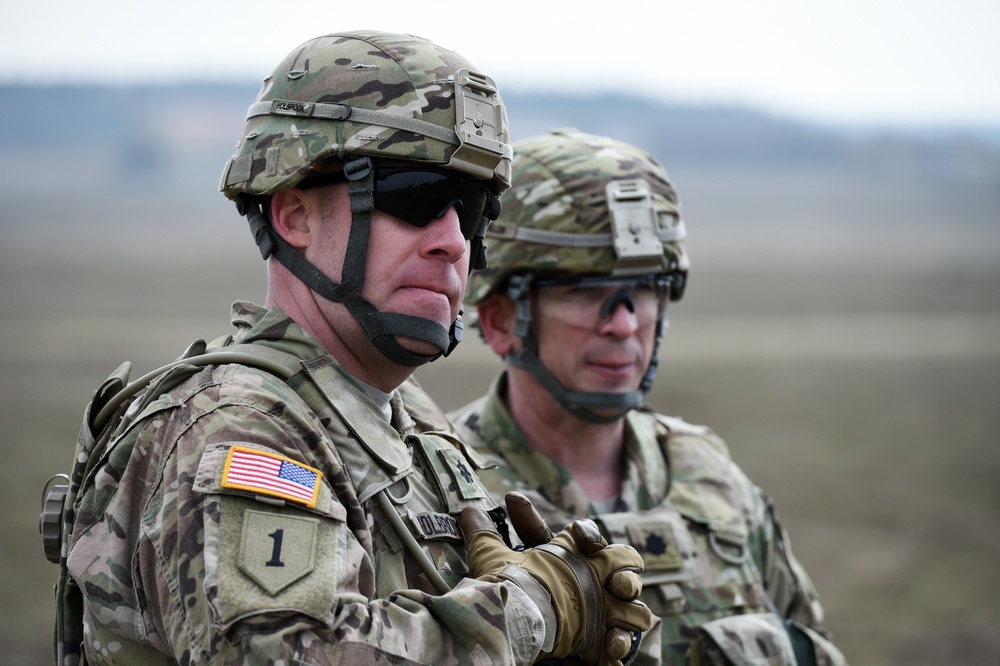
[300,167,500,240]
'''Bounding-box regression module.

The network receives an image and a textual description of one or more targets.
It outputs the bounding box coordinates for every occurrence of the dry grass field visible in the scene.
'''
[2,162,998,664]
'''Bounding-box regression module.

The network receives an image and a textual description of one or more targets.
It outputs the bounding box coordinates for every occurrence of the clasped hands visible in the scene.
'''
[460,492,652,666]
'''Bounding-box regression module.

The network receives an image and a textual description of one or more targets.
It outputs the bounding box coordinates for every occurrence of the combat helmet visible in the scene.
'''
[220,31,512,366]
[469,128,688,422]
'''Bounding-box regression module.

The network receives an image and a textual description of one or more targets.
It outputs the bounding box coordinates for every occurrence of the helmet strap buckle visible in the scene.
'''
[343,156,374,182]
[506,274,535,339]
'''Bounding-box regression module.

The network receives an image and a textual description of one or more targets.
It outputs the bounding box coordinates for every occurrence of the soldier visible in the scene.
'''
[61,34,652,665]
[448,129,848,664]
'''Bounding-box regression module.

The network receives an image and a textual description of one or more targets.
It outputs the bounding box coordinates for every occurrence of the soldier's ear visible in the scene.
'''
[270,188,320,250]
[477,296,518,356]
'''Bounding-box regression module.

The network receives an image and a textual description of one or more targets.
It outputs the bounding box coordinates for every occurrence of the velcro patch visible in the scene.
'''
[222,446,322,508]
[626,521,684,570]
[437,448,487,500]
[239,509,319,595]
[408,511,463,541]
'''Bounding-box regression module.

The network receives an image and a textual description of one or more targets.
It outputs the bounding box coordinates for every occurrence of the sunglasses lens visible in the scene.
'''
[374,169,493,239]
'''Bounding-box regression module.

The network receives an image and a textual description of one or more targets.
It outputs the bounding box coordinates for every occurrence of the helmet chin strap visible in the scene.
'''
[504,274,664,424]
[238,156,463,367]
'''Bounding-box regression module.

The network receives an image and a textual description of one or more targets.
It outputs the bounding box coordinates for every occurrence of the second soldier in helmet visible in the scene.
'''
[448,129,848,665]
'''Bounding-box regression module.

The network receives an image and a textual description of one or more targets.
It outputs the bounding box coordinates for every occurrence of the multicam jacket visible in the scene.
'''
[447,372,847,666]
[65,303,545,665]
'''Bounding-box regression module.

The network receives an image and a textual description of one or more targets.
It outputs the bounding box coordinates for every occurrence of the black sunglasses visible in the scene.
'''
[300,167,500,240]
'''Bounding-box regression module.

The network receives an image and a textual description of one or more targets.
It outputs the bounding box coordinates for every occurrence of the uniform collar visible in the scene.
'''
[229,301,412,433]
[230,301,328,362]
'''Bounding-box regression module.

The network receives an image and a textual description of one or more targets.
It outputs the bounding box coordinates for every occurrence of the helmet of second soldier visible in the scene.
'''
[466,128,688,307]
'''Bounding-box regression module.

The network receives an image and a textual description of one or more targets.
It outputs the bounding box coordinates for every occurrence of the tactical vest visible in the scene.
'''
[41,337,498,665]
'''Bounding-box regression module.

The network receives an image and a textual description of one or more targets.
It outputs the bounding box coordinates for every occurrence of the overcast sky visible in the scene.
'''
[2,0,998,128]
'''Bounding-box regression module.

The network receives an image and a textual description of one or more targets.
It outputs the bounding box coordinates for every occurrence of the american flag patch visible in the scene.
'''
[221,446,323,508]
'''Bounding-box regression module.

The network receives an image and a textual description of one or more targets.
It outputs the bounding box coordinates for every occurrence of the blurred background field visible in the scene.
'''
[2,83,999,665]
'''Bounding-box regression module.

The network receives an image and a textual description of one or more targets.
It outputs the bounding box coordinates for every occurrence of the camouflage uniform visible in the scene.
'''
[66,302,545,664]
[449,372,844,665]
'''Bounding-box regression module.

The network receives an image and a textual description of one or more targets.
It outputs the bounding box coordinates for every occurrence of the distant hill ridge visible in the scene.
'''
[2,83,997,270]
[2,82,998,184]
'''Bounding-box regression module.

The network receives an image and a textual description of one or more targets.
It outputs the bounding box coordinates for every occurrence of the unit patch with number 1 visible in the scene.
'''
[238,509,319,594]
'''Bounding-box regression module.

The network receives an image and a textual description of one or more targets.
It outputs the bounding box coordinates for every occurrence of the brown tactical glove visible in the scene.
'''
[460,492,652,666]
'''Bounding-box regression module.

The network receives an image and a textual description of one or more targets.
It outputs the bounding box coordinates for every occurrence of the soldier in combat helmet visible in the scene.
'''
[58,35,652,665]
[447,129,848,664]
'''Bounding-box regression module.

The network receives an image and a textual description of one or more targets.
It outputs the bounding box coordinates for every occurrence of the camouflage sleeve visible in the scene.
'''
[734,466,848,664]
[736,473,824,625]
[135,369,544,665]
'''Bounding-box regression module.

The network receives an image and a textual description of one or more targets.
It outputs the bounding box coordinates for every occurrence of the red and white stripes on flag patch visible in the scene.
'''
[221,446,323,508]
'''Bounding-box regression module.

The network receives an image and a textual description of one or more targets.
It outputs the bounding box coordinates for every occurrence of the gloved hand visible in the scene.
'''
[460,492,652,666]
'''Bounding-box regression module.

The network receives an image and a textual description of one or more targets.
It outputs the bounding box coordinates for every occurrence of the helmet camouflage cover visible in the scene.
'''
[467,128,688,305]
[220,30,512,198]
